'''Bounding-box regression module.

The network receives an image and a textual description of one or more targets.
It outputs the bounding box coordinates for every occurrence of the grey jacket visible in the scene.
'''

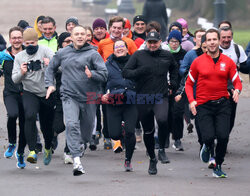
[12,45,54,97]
[45,43,108,102]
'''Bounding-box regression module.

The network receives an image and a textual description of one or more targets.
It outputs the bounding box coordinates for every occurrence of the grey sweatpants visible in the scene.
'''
[62,97,96,158]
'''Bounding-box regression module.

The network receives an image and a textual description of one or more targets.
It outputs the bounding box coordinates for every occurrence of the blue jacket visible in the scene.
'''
[106,54,136,96]
[179,49,198,76]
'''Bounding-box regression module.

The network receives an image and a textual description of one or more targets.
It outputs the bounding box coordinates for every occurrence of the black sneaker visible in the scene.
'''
[73,163,85,176]
[187,123,194,134]
[158,149,170,164]
[172,140,184,151]
[124,160,133,172]
[148,158,158,175]
[89,135,97,151]
[35,143,42,154]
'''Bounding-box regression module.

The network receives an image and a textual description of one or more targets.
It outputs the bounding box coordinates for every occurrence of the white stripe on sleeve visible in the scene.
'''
[232,72,238,82]
[188,72,195,83]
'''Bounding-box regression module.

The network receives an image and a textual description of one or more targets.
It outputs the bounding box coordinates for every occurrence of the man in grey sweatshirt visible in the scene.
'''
[12,28,55,166]
[45,25,108,176]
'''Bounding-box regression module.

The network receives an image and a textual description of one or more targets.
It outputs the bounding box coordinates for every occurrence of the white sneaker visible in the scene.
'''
[64,152,73,164]
[73,162,85,176]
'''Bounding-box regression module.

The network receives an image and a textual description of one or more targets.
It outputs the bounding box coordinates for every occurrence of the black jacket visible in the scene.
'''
[122,48,178,97]
[106,54,136,95]
[143,0,168,41]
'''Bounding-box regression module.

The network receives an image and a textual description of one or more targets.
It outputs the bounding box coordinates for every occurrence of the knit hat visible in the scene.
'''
[65,17,79,29]
[133,15,147,26]
[124,18,131,29]
[92,18,107,30]
[17,20,30,30]
[176,18,188,29]
[168,30,182,43]
[58,32,71,49]
[23,28,38,42]
[169,22,183,35]
[37,15,45,23]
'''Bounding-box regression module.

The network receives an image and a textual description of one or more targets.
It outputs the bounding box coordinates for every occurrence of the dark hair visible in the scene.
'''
[84,26,94,41]
[194,28,206,38]
[218,20,232,29]
[9,26,23,37]
[205,28,220,40]
[113,39,128,50]
[108,16,125,29]
[41,16,56,26]
[219,26,233,36]
[146,21,161,33]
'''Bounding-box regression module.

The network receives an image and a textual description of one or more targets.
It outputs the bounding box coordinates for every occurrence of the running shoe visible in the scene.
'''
[172,140,184,151]
[112,140,123,153]
[148,158,158,175]
[73,163,85,176]
[208,157,216,169]
[104,138,112,150]
[213,165,227,178]
[158,149,170,164]
[43,148,52,165]
[200,144,210,163]
[124,160,133,172]
[27,151,37,163]
[89,136,97,151]
[64,152,73,164]
[15,152,26,169]
[187,123,194,134]
[4,143,16,158]
[35,143,42,154]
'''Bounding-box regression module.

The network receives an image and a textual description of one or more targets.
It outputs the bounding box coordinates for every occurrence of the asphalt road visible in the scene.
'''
[0,92,250,196]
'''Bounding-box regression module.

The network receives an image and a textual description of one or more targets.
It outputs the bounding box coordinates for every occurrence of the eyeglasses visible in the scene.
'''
[63,40,72,44]
[169,40,179,44]
[114,45,126,49]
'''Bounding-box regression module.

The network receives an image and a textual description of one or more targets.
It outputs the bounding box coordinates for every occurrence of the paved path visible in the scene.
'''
[0,83,250,195]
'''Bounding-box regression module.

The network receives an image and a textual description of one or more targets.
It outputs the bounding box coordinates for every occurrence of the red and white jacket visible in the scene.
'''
[185,52,242,106]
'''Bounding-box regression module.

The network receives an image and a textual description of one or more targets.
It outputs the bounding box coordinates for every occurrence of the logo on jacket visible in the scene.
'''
[220,63,226,71]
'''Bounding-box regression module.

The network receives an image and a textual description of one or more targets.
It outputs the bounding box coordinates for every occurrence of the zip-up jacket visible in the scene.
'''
[185,52,242,106]
[38,32,58,52]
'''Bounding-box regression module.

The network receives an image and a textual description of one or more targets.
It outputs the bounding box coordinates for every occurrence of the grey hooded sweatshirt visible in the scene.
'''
[45,43,108,102]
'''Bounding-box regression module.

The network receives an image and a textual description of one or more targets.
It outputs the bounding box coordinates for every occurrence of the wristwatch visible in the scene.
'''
[235,89,241,94]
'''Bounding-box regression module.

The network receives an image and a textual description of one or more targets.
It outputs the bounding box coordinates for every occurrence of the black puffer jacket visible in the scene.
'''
[122,48,178,97]
[143,0,168,41]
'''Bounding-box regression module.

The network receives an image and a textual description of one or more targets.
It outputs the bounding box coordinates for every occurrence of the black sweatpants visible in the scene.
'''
[196,99,231,165]
[101,104,110,138]
[3,93,26,154]
[106,104,137,161]
[137,98,169,160]
[22,91,55,151]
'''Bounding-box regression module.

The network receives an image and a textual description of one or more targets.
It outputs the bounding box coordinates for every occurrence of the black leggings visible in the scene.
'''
[22,91,55,151]
[3,93,26,154]
[106,104,137,161]
[137,98,169,159]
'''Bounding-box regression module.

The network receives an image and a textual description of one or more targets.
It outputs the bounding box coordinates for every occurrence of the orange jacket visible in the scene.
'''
[98,37,137,62]
[91,32,110,47]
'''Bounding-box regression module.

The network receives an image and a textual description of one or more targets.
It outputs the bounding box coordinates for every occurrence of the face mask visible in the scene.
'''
[26,45,39,55]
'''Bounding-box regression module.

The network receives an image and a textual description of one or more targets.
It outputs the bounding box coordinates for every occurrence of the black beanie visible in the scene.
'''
[17,20,30,30]
[133,15,147,25]
[169,22,183,35]
[58,32,71,49]
[65,17,79,30]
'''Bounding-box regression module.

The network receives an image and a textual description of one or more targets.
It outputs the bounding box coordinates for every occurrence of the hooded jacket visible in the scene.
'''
[0,47,23,96]
[45,43,108,103]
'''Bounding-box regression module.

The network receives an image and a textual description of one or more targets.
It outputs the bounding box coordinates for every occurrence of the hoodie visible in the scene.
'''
[45,43,108,103]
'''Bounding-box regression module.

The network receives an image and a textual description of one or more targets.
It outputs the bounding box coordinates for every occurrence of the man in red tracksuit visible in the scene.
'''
[185,28,242,178]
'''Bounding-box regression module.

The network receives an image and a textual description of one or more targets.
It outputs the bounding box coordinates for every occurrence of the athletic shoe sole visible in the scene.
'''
[213,173,227,178]
[27,157,37,164]
[73,169,85,176]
